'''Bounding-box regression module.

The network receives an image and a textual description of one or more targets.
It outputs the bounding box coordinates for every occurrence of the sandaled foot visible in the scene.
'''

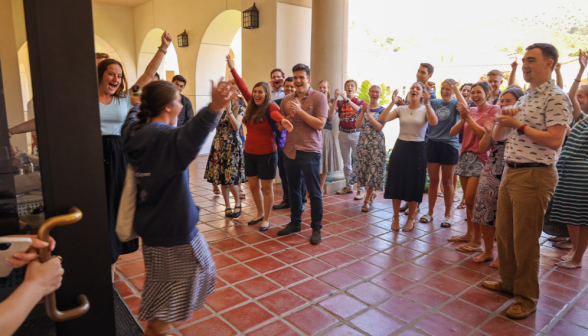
[473,251,495,263]
[456,202,466,209]
[557,260,582,269]
[361,201,370,212]
[553,241,573,249]
[456,243,483,252]
[420,214,433,223]
[232,204,242,218]
[403,218,415,232]
[489,259,499,268]
[369,192,377,204]
[239,190,246,199]
[547,236,569,242]
[391,216,400,231]
[448,235,472,243]
[438,192,444,198]
[454,195,460,202]
[440,218,452,228]
[224,208,233,218]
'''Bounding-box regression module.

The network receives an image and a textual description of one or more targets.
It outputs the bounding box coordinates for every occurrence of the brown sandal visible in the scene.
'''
[361,201,370,212]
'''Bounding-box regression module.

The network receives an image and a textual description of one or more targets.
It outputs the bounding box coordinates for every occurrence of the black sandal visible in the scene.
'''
[225,208,233,218]
[232,204,242,218]
[248,217,264,225]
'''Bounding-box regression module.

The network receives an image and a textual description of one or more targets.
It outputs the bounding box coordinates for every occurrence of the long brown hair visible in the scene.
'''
[97,59,128,99]
[135,81,178,128]
[243,82,272,124]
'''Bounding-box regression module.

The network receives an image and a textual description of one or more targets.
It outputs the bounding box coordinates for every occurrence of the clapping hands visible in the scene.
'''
[457,103,471,120]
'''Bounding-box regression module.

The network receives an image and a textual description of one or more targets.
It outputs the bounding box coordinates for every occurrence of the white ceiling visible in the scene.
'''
[92,0,151,8]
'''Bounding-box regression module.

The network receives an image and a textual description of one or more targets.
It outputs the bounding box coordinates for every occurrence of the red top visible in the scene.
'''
[337,97,364,130]
[231,68,284,155]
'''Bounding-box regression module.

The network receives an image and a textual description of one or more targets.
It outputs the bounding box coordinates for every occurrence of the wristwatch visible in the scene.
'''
[516,123,527,135]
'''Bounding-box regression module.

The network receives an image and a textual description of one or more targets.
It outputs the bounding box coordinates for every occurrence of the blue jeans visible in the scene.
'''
[278,150,306,202]
[284,151,322,229]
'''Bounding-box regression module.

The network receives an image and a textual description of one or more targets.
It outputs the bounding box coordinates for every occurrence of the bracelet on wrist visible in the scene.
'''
[158,46,167,55]
[575,79,582,83]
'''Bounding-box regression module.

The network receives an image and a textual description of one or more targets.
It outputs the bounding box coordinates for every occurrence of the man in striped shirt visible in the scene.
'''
[483,43,572,320]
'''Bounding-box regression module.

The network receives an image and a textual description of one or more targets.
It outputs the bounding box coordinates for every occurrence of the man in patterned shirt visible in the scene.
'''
[483,43,572,320]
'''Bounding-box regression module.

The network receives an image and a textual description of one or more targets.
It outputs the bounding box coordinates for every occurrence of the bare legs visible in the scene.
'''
[459,176,482,250]
[392,199,416,231]
[144,318,170,336]
[427,163,457,221]
[558,225,588,268]
[473,225,498,267]
[221,185,240,209]
[260,179,274,229]
[248,176,264,220]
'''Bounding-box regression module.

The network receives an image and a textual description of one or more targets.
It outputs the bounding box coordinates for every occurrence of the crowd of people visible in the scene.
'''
[2,33,587,335]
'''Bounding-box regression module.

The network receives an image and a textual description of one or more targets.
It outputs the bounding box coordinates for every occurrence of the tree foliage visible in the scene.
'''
[356,80,392,106]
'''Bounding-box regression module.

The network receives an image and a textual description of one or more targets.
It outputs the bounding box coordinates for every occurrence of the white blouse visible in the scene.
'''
[395,105,429,142]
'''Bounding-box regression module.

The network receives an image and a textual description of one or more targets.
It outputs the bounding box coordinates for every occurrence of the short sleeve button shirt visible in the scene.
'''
[505,79,572,164]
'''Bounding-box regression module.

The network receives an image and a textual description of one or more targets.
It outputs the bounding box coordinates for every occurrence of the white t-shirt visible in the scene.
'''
[395,105,429,142]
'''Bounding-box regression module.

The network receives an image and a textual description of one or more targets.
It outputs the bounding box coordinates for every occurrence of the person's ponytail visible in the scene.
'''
[134,81,178,129]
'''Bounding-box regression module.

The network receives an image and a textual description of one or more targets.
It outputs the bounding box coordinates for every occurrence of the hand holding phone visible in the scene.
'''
[0,237,33,277]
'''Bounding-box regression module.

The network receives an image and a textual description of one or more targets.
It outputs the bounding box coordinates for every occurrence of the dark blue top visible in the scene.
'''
[121,105,221,247]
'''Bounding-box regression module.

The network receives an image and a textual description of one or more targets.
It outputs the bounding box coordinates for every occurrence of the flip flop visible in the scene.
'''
[438,192,444,198]
[419,214,433,223]
[454,195,460,202]
[440,218,452,228]
[456,244,483,252]
[448,235,472,243]
[213,185,221,195]
[456,203,466,209]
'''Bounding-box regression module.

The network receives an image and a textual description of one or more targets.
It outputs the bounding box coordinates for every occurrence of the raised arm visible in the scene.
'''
[568,50,587,122]
[227,55,251,102]
[450,103,469,137]
[9,118,37,135]
[378,89,399,123]
[479,118,494,153]
[451,82,468,107]
[508,59,518,87]
[227,101,243,132]
[134,31,172,89]
[555,63,564,89]
[423,89,438,126]
[328,88,342,119]
[355,101,367,128]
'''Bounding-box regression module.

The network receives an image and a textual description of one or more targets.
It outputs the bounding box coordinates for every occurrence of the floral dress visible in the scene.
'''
[471,141,506,225]
[350,106,386,191]
[204,101,247,185]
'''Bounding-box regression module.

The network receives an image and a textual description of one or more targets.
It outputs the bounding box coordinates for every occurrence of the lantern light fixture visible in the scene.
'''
[177,30,188,48]
[243,3,259,29]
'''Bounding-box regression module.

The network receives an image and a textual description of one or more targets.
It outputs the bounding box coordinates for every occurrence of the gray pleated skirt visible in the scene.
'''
[321,129,341,174]
[139,232,216,322]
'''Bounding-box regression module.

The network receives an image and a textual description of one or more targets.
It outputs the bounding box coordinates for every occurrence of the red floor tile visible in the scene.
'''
[202,230,230,242]
[364,253,404,269]
[415,313,473,336]
[459,287,509,312]
[361,237,396,251]
[245,256,286,273]
[404,239,439,253]
[205,287,248,312]
[179,316,238,336]
[128,274,145,292]
[371,272,415,292]
[343,261,383,278]
[266,267,310,286]
[480,316,539,336]
[403,285,451,308]
[234,276,281,298]
[116,250,143,263]
[429,248,470,263]
[213,254,238,269]
[322,223,351,235]
[563,305,588,329]
[285,306,338,335]
[272,250,310,264]
[320,325,365,336]
[318,251,357,267]
[171,307,213,327]
[258,290,307,315]
[319,294,368,318]
[277,234,311,247]
[114,280,135,297]
[357,225,390,236]
[123,295,141,315]
[216,264,258,283]
[253,240,290,254]
[394,263,436,281]
[321,236,353,249]
[239,232,272,244]
[414,255,454,272]
[246,320,302,336]
[346,282,393,305]
[443,265,487,285]
[378,296,429,323]
[295,242,333,255]
[398,329,430,336]
[424,274,470,296]
[221,302,275,332]
[548,320,588,336]
[290,279,337,301]
[211,239,247,252]
[293,259,334,276]
[539,280,581,302]
[545,270,588,292]
[116,260,145,278]
[384,246,423,260]
[318,270,362,289]
[339,230,371,241]
[500,309,554,332]
[340,244,377,259]
[350,309,404,336]
[438,299,491,327]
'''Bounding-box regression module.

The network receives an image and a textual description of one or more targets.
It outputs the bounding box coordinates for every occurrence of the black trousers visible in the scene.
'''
[278,150,306,202]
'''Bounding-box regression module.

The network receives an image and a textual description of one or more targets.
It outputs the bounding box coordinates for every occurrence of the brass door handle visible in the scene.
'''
[38,207,90,322]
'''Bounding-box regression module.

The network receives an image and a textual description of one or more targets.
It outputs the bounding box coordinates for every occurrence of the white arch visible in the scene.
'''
[137,28,179,81]
[194,10,242,154]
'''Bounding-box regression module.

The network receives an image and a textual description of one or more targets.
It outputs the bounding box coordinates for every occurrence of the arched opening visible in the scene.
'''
[194,10,242,154]
[138,28,179,81]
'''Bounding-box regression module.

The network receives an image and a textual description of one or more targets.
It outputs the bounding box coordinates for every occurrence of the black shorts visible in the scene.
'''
[244,151,278,180]
[426,140,459,165]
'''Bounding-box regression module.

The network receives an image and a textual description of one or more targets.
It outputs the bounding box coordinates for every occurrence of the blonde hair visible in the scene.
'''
[318,80,331,102]
[344,79,358,88]
[580,84,588,96]
[487,69,503,77]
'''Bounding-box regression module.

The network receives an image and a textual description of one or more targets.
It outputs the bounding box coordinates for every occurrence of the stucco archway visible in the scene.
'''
[194,9,242,154]
[137,28,179,81]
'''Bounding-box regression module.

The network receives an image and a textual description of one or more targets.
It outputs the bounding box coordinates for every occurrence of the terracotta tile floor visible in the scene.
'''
[114,157,588,336]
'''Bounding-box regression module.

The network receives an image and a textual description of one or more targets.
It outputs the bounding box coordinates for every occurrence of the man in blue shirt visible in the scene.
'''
[487,69,503,105]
